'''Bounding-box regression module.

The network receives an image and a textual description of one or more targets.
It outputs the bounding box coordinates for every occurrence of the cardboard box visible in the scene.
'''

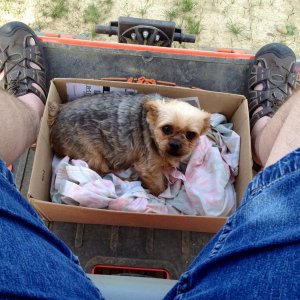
[28,78,252,233]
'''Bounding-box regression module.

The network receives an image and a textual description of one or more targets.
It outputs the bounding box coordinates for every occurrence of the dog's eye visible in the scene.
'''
[186,131,197,140]
[162,125,173,135]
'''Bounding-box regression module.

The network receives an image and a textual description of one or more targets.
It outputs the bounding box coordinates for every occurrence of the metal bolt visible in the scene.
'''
[131,32,136,40]
[142,30,149,39]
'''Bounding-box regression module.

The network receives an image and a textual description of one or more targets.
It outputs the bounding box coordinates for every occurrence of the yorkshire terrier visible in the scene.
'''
[48,93,211,196]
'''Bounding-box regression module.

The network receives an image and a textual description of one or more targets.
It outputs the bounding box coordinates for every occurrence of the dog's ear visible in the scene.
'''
[144,100,160,124]
[200,111,211,136]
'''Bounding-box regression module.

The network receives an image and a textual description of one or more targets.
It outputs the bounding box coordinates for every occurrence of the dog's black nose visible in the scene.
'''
[168,140,182,155]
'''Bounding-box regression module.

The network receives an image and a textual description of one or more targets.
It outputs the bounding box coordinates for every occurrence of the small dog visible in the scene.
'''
[48,93,210,196]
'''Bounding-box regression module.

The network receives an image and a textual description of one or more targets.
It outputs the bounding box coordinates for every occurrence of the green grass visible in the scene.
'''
[286,24,296,36]
[83,1,113,24]
[137,0,152,18]
[49,0,68,19]
[165,0,202,37]
[226,20,245,37]
[165,0,198,21]
[179,0,196,13]
[165,7,180,21]
[83,4,100,24]
[185,16,203,35]
[82,1,114,39]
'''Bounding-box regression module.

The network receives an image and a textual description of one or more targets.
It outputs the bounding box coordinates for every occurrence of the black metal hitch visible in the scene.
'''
[95,16,196,47]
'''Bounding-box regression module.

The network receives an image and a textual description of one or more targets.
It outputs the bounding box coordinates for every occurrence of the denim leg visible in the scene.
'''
[164,148,300,300]
[0,161,103,299]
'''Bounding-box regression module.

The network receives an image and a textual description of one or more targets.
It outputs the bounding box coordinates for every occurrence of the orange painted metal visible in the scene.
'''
[217,48,247,54]
[92,264,171,279]
[101,76,177,86]
[38,35,255,60]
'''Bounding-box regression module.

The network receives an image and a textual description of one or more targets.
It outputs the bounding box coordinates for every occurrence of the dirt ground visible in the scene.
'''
[0,0,299,55]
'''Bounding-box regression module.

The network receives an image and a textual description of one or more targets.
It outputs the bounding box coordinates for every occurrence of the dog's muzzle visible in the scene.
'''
[168,140,182,156]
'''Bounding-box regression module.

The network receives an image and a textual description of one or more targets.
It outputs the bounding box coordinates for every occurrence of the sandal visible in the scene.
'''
[248,43,297,130]
[0,21,47,104]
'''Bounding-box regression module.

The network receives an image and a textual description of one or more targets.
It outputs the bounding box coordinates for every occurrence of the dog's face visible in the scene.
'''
[145,99,211,158]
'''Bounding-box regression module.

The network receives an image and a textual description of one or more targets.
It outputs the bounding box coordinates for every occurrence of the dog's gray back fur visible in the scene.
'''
[50,93,163,169]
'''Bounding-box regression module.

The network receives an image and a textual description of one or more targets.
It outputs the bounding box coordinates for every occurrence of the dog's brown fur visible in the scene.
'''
[48,93,210,196]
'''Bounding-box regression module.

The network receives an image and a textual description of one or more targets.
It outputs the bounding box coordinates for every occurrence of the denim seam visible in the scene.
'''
[0,169,15,188]
[0,171,6,181]
[249,149,300,194]
[249,168,300,197]
[207,216,235,260]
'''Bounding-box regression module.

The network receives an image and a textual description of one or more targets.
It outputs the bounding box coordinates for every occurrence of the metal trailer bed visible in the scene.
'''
[15,38,254,279]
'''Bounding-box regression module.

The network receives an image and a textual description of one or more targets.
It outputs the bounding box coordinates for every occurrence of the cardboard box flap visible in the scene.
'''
[53,78,245,120]
[29,199,227,233]
[27,82,60,202]
[231,99,252,204]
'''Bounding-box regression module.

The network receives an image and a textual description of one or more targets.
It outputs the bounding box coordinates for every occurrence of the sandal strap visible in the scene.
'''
[250,106,273,129]
[23,45,44,69]
[5,67,46,103]
[248,65,272,88]
[26,83,46,103]
[248,90,268,115]
[248,88,288,115]
[0,49,8,71]
[249,65,297,90]
[287,72,297,87]
[1,45,44,71]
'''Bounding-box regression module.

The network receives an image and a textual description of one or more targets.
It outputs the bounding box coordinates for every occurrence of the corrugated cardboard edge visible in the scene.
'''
[27,198,227,233]
[28,81,58,202]
[231,99,252,201]
[28,78,252,233]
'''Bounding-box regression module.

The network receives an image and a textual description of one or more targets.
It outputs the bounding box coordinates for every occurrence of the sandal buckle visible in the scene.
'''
[8,69,21,81]
[287,72,297,87]
[272,91,284,101]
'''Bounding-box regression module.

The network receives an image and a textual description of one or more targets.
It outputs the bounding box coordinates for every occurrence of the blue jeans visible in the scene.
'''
[164,148,300,299]
[0,161,103,299]
[0,149,299,299]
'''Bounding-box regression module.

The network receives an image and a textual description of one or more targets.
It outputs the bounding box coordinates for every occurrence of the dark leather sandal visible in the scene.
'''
[248,43,297,130]
[0,21,47,104]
